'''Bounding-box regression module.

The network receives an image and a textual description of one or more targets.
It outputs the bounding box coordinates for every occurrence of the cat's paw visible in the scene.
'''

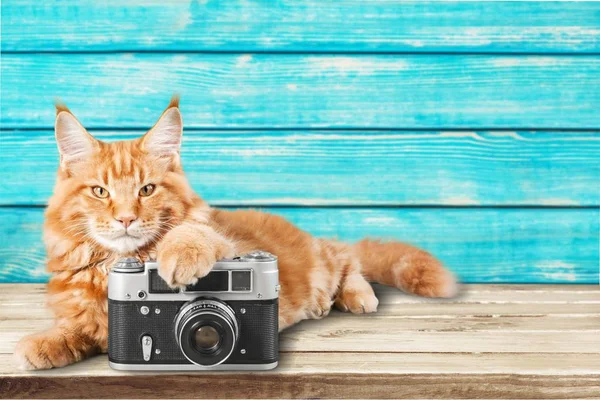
[335,290,379,314]
[157,225,234,289]
[306,290,333,320]
[14,329,84,370]
[335,275,379,314]
[157,240,216,289]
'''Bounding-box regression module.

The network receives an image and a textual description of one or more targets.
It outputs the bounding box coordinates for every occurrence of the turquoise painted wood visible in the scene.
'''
[1,207,597,284]
[2,1,599,53]
[1,130,599,207]
[2,54,600,129]
[1,1,599,284]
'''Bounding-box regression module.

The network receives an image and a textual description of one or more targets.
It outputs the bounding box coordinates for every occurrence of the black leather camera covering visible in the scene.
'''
[108,299,278,365]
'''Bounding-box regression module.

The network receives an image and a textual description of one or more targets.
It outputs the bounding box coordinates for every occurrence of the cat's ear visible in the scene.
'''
[142,95,183,157]
[54,102,99,167]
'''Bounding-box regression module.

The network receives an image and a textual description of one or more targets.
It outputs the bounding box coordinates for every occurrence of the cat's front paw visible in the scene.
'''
[306,289,333,320]
[157,226,234,289]
[157,240,215,288]
[335,274,379,314]
[14,329,86,370]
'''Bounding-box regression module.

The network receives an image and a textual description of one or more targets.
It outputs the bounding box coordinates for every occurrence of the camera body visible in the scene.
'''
[108,251,279,371]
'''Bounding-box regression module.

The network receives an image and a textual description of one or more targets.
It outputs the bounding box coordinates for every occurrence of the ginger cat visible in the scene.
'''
[14,97,457,370]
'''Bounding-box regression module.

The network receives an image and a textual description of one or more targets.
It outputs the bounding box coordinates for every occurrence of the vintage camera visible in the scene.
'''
[108,251,279,371]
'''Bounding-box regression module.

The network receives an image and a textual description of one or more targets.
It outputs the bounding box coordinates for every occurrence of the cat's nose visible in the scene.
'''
[115,215,137,229]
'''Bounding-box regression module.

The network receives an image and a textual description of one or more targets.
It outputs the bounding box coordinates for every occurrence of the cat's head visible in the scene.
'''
[47,96,198,255]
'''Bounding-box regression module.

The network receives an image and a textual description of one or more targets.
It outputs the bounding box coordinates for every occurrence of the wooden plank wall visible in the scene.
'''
[1,1,599,283]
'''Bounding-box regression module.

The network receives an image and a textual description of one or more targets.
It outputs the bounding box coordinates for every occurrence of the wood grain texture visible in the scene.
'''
[2,1,599,53]
[3,373,600,399]
[5,284,600,307]
[0,207,598,284]
[3,285,599,354]
[2,130,599,206]
[2,373,600,399]
[0,284,599,399]
[2,284,600,321]
[5,316,600,354]
[2,54,599,129]
[4,351,600,375]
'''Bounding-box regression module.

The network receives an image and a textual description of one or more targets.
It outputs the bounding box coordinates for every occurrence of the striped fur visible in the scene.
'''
[14,98,457,370]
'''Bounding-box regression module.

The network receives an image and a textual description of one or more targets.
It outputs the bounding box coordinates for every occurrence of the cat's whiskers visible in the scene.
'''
[61,222,92,237]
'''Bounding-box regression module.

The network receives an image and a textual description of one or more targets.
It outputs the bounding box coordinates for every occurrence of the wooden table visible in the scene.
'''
[1,284,598,399]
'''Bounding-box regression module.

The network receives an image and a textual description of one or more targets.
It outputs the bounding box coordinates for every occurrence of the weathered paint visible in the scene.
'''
[2,1,599,53]
[1,130,599,206]
[1,207,597,284]
[1,1,599,283]
[2,54,599,129]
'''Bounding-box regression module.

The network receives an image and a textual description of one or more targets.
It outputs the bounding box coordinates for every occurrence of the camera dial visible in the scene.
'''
[244,251,277,262]
[113,257,144,273]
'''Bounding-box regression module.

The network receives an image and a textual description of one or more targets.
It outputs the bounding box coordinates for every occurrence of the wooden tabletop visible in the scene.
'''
[0,284,599,399]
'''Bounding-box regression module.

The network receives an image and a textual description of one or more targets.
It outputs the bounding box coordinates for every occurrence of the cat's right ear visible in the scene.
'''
[54,102,98,168]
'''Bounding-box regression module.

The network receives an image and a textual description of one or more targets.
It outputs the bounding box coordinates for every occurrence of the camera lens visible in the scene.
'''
[194,326,221,352]
[175,298,239,367]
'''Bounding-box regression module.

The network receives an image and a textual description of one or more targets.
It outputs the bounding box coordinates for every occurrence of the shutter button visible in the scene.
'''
[141,335,153,361]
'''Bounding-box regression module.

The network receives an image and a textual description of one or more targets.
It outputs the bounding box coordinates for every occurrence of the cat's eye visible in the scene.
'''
[139,184,155,197]
[92,186,109,199]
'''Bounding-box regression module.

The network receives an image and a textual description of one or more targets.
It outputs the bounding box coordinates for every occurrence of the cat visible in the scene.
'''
[14,96,457,370]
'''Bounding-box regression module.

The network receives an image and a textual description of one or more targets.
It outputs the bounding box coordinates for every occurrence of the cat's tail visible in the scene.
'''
[352,239,458,298]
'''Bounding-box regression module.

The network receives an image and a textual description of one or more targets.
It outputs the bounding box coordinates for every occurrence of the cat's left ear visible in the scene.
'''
[142,95,183,157]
